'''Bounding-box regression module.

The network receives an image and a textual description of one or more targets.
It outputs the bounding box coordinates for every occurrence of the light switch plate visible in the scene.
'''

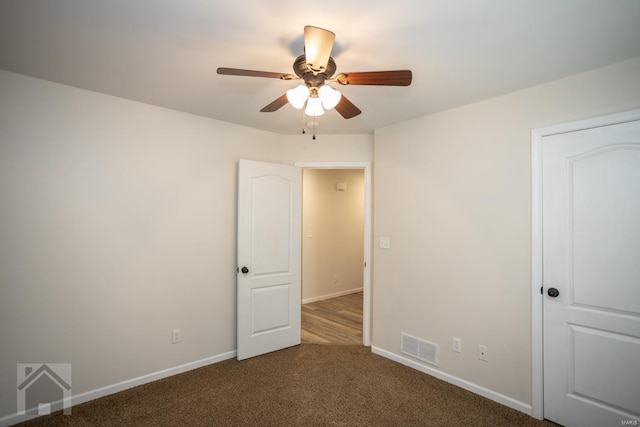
[379,237,390,249]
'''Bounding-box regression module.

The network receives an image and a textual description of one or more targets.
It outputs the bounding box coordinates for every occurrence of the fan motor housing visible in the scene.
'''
[293,54,336,87]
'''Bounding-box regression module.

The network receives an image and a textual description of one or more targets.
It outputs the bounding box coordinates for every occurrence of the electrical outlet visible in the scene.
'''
[172,329,181,344]
[379,237,391,249]
[452,337,462,353]
[478,345,488,361]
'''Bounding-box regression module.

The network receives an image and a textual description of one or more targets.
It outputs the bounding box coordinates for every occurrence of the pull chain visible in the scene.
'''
[300,107,319,140]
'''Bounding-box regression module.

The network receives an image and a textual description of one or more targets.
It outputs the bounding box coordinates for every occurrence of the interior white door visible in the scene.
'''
[542,120,640,426]
[237,159,301,360]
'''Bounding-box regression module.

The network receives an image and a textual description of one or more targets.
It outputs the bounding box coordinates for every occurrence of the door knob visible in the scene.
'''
[547,287,560,298]
[241,266,249,274]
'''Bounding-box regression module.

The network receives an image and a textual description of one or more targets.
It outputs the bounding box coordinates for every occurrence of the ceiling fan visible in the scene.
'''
[217,26,412,121]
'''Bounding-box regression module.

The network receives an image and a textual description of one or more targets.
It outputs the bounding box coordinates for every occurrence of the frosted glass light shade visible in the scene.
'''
[305,97,325,116]
[318,85,341,110]
[304,26,335,73]
[286,85,310,110]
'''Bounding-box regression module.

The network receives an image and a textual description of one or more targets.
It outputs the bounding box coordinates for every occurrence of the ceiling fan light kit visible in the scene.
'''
[318,85,341,110]
[287,84,341,116]
[286,84,310,110]
[304,97,325,117]
[217,25,412,138]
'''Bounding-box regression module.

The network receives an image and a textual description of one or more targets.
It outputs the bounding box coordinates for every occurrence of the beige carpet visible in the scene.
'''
[18,344,557,426]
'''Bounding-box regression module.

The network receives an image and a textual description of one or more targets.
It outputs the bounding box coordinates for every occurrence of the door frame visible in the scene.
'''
[295,161,372,347]
[530,108,640,419]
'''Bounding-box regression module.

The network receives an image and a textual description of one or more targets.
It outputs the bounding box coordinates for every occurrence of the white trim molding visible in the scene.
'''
[295,161,372,347]
[302,287,364,305]
[530,107,640,421]
[0,350,236,427]
[372,346,532,416]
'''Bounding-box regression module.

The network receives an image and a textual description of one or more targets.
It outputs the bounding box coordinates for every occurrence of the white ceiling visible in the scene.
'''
[2,0,640,135]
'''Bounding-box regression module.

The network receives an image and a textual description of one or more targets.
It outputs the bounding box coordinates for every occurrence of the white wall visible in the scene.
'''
[302,169,364,302]
[6,51,638,422]
[0,69,282,418]
[281,133,373,164]
[372,56,640,409]
[0,70,373,421]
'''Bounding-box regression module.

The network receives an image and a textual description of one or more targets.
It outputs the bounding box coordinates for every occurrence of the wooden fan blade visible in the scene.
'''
[335,94,361,119]
[260,94,289,112]
[217,67,294,80]
[304,26,335,73]
[336,70,412,86]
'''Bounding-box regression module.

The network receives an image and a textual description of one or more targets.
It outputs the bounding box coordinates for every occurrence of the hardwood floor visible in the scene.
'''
[301,291,363,345]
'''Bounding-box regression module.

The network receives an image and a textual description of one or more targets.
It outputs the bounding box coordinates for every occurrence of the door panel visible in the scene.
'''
[570,325,640,413]
[251,284,292,334]
[237,159,301,360]
[251,175,294,276]
[572,146,640,313]
[542,120,640,426]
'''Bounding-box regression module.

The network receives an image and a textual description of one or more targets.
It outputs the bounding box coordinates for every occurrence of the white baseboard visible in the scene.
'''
[302,287,363,305]
[3,345,531,426]
[371,346,532,416]
[0,350,236,427]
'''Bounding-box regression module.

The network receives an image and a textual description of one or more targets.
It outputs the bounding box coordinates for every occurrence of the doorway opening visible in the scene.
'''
[295,162,372,346]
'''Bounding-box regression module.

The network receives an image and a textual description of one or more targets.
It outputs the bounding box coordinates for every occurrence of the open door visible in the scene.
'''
[237,159,302,360]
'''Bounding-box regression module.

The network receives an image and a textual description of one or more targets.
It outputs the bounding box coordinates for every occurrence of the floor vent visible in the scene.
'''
[401,333,439,366]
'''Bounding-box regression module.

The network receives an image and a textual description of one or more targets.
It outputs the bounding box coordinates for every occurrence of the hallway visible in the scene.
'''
[301,292,363,345]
